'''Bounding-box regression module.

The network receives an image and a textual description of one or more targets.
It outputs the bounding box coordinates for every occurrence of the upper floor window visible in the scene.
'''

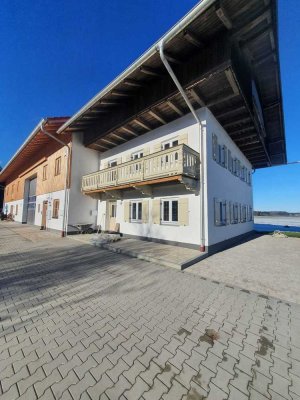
[108,160,118,168]
[162,139,178,150]
[43,165,48,181]
[131,151,143,160]
[12,184,14,194]
[214,199,226,226]
[54,157,61,176]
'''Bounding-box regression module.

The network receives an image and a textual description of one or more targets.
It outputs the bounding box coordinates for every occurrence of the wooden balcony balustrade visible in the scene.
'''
[82,144,200,192]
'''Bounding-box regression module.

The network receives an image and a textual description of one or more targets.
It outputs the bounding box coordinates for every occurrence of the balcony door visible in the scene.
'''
[107,201,117,231]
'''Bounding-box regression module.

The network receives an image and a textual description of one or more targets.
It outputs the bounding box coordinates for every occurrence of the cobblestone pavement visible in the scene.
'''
[0,223,300,400]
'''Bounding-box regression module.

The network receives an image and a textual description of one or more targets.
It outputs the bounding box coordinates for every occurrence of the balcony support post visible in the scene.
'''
[158,41,206,252]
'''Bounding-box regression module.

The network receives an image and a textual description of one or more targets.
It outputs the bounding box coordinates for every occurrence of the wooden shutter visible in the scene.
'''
[142,200,149,223]
[143,148,150,157]
[124,201,130,222]
[226,201,230,225]
[153,142,161,153]
[179,133,188,146]
[214,198,221,226]
[178,198,189,226]
[152,199,161,224]
[102,160,108,169]
[223,146,227,168]
[212,134,218,161]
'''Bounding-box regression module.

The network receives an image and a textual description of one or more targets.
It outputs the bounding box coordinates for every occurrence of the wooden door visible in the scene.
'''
[41,201,48,230]
[108,201,117,231]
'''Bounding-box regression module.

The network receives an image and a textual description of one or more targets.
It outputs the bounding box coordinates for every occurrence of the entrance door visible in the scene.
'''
[26,177,37,224]
[108,201,117,231]
[41,201,48,230]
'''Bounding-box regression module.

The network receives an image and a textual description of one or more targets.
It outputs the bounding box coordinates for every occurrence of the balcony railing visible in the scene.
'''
[82,144,200,192]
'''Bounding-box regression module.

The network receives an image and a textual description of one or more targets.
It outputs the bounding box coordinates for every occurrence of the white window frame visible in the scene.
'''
[131,151,143,160]
[233,203,239,224]
[161,138,179,150]
[214,198,227,226]
[161,198,179,225]
[130,201,142,223]
[108,159,118,168]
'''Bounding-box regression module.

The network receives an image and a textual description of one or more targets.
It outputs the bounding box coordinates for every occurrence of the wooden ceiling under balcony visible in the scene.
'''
[60,0,286,169]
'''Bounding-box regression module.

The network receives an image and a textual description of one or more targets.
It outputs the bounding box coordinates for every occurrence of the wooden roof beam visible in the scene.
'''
[225,69,240,95]
[134,118,151,131]
[254,50,276,67]
[233,9,272,39]
[93,143,110,150]
[216,106,246,120]
[164,52,182,65]
[111,90,134,97]
[223,117,252,128]
[215,2,232,29]
[110,133,127,142]
[189,88,205,107]
[166,100,184,116]
[123,79,145,88]
[122,127,139,137]
[182,30,204,48]
[101,138,118,146]
[100,100,120,106]
[140,66,162,77]
[148,110,167,125]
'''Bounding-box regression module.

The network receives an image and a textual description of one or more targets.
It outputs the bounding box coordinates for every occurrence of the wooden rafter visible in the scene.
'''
[182,30,203,48]
[122,127,139,137]
[166,100,184,116]
[215,2,232,29]
[134,118,151,131]
[189,88,205,107]
[140,66,162,77]
[148,110,167,125]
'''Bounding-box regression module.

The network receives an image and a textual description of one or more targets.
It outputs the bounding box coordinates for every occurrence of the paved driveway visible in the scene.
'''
[0,223,300,400]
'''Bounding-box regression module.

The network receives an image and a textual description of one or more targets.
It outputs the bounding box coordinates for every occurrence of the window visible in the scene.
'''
[12,184,15,195]
[248,171,252,186]
[108,160,118,167]
[43,165,48,180]
[10,205,14,215]
[16,205,18,215]
[233,203,239,224]
[17,181,19,192]
[52,199,60,219]
[131,201,142,222]
[248,206,253,221]
[241,205,247,222]
[221,145,227,168]
[162,139,179,150]
[131,151,143,160]
[54,157,61,176]
[214,199,226,226]
[161,199,178,224]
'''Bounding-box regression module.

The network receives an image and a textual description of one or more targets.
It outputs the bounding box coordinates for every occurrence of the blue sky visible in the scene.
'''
[0,1,299,211]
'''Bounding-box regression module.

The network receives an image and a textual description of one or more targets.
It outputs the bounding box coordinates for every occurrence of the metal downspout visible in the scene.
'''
[40,120,71,237]
[158,41,206,252]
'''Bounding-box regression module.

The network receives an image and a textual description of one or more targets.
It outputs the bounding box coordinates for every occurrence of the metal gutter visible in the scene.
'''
[57,0,217,134]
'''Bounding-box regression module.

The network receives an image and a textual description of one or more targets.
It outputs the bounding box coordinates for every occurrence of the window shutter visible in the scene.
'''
[226,201,231,225]
[212,134,218,161]
[214,198,221,226]
[178,198,189,226]
[142,200,149,223]
[102,160,108,169]
[179,133,188,146]
[124,201,130,223]
[152,199,161,224]
[153,143,161,153]
[223,146,227,168]
[143,148,150,157]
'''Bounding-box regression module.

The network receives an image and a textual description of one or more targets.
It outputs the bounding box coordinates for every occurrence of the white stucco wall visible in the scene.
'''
[35,189,65,231]
[68,132,100,230]
[3,199,24,223]
[205,108,254,246]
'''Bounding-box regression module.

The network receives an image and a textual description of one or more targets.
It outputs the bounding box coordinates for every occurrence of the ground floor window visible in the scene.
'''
[161,199,178,224]
[16,205,18,215]
[131,201,142,222]
[214,199,226,226]
[52,199,60,219]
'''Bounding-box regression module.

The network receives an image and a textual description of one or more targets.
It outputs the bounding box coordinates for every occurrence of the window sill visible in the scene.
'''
[160,221,179,226]
[130,220,142,223]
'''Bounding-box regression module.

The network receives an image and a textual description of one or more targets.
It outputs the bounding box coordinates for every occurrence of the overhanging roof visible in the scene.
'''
[0,117,70,184]
[58,0,286,169]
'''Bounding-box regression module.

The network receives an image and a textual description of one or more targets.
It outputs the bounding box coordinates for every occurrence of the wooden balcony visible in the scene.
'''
[82,144,200,193]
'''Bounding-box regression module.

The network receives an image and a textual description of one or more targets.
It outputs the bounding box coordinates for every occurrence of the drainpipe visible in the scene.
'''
[40,119,71,237]
[158,41,206,252]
